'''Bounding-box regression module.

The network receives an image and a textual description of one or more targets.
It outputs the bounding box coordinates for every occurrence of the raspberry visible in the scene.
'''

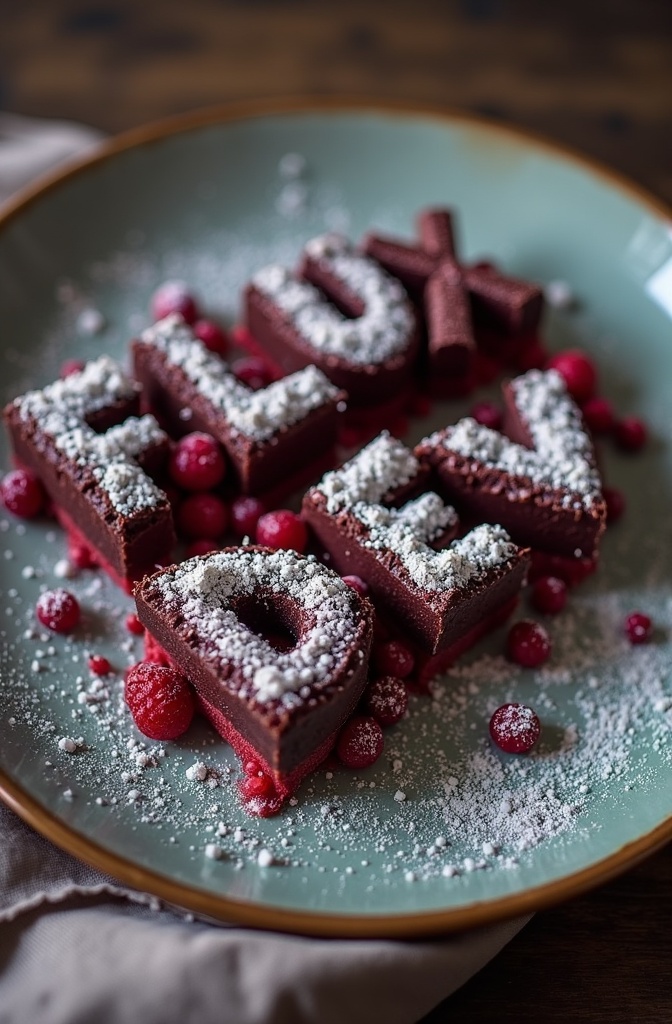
[184,539,219,558]
[88,654,111,675]
[373,639,415,679]
[582,396,614,434]
[256,510,308,553]
[506,620,551,667]
[604,486,626,523]
[625,612,652,645]
[125,613,144,636]
[365,675,408,726]
[176,493,228,539]
[547,350,597,403]
[341,575,369,597]
[125,661,195,741]
[614,416,647,452]
[336,715,384,768]
[150,280,199,324]
[36,589,80,633]
[232,356,273,391]
[1,469,45,519]
[530,575,567,615]
[489,703,541,754]
[60,358,85,378]
[469,401,502,431]
[193,318,228,356]
[230,495,265,538]
[169,432,226,491]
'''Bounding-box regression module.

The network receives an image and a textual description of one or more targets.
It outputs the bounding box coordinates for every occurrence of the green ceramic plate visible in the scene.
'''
[1,100,671,937]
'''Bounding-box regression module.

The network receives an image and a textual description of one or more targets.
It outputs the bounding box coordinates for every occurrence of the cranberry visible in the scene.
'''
[88,654,111,675]
[506,620,551,668]
[232,356,273,391]
[531,575,567,615]
[176,493,228,539]
[373,639,415,679]
[582,396,614,434]
[1,469,45,519]
[469,401,502,431]
[150,280,199,324]
[125,661,195,740]
[365,675,408,726]
[528,551,596,587]
[230,495,265,538]
[193,318,228,356]
[125,613,145,636]
[256,510,308,553]
[547,350,597,403]
[169,432,226,491]
[614,416,647,452]
[36,589,80,633]
[489,703,541,754]
[184,538,219,558]
[336,715,384,768]
[60,358,85,378]
[240,767,275,800]
[342,574,369,597]
[625,612,652,645]
[604,486,626,523]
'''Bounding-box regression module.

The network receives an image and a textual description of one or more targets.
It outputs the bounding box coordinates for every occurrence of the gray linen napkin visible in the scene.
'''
[0,114,530,1024]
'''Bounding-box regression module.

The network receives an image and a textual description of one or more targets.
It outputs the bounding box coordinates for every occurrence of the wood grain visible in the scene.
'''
[0,2,671,1020]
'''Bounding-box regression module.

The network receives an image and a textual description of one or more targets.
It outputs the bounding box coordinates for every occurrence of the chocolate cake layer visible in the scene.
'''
[135,547,374,782]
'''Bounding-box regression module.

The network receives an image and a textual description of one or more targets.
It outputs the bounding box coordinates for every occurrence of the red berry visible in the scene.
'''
[126,613,144,636]
[374,639,415,679]
[625,612,652,645]
[88,654,111,675]
[240,768,275,800]
[230,495,265,538]
[614,416,647,452]
[176,493,228,539]
[548,350,597,403]
[60,358,85,378]
[193,318,228,355]
[36,589,80,633]
[169,432,226,491]
[506,620,551,668]
[232,356,273,390]
[365,675,408,726]
[151,280,198,324]
[604,486,626,523]
[489,703,541,754]
[184,538,219,558]
[342,574,369,597]
[469,401,502,431]
[531,575,567,615]
[516,340,548,372]
[125,661,194,740]
[528,551,597,587]
[256,510,308,552]
[582,396,614,434]
[336,715,384,768]
[1,469,45,519]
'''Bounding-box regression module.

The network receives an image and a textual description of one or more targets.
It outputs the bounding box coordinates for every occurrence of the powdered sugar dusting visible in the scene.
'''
[253,233,415,364]
[318,432,422,514]
[140,315,339,442]
[148,549,365,704]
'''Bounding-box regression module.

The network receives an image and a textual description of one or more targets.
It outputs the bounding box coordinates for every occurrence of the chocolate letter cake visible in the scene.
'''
[4,356,174,590]
[135,547,374,811]
[416,368,607,559]
[132,314,343,498]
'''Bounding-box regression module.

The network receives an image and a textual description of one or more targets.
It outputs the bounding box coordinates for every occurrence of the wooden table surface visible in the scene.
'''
[2,2,672,1021]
